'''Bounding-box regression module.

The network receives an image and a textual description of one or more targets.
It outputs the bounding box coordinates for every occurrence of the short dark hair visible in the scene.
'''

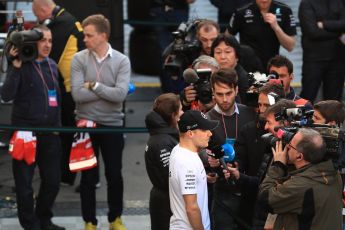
[263,99,296,119]
[296,128,326,164]
[314,100,345,125]
[259,83,286,99]
[196,19,220,35]
[211,68,238,89]
[210,34,241,61]
[82,14,110,38]
[153,93,180,126]
[267,55,293,74]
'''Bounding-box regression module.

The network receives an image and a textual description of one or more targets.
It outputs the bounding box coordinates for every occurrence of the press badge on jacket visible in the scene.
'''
[48,89,58,107]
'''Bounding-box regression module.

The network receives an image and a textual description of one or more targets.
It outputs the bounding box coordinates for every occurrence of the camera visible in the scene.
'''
[275,107,314,125]
[263,107,345,169]
[164,20,201,77]
[261,127,298,147]
[4,11,43,63]
[183,68,213,104]
[245,71,282,107]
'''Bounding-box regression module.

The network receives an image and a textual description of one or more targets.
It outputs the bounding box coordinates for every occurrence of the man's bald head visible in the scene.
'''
[32,0,56,22]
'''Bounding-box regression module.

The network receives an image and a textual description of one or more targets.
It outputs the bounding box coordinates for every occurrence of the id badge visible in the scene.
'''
[48,89,58,107]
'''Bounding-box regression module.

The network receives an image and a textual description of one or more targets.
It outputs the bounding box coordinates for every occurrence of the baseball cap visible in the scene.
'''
[178,110,219,133]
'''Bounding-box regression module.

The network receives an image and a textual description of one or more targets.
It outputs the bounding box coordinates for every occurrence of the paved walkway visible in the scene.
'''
[0,216,150,230]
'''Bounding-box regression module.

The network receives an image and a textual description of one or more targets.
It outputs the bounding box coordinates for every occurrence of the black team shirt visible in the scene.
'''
[227,1,297,69]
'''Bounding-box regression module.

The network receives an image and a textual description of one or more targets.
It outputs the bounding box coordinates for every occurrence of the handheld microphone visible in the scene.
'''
[183,68,199,84]
[209,143,236,185]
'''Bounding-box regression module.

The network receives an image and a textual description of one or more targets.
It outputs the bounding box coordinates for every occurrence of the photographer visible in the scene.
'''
[182,55,219,112]
[196,20,220,56]
[1,25,65,230]
[267,55,311,108]
[258,128,343,229]
[247,99,296,229]
[162,19,219,93]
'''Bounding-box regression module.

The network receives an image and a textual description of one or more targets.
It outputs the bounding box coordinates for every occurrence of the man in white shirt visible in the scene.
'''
[169,110,218,230]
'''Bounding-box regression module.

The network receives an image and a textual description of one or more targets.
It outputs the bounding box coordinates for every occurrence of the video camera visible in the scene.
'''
[245,71,281,107]
[183,68,213,104]
[275,107,314,125]
[164,20,201,77]
[262,107,345,169]
[4,11,43,63]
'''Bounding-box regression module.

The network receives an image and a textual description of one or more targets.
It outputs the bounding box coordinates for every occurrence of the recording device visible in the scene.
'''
[164,20,201,77]
[6,29,43,63]
[3,11,43,64]
[245,71,281,107]
[208,141,236,183]
[183,68,213,104]
[275,107,314,125]
[263,107,345,169]
[261,127,298,148]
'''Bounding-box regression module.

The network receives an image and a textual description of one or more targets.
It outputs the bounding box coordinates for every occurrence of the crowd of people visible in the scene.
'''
[0,0,345,229]
[144,0,345,230]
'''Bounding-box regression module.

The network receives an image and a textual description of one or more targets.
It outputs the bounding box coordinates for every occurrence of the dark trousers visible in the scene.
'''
[13,133,61,230]
[149,187,171,230]
[80,130,124,224]
[60,92,77,185]
[212,188,241,230]
[300,60,345,103]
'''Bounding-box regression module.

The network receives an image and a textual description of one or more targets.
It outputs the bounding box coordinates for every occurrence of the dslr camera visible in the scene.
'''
[164,20,201,77]
[183,68,213,104]
[4,10,43,63]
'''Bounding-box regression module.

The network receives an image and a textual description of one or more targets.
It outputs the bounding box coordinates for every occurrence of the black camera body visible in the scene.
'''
[7,29,43,62]
[183,68,213,104]
[164,20,201,77]
[263,107,345,169]
[4,11,43,63]
[245,71,281,107]
[194,69,213,104]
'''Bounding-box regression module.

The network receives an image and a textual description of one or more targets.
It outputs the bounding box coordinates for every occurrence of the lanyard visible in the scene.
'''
[221,112,238,140]
[32,60,56,91]
[91,53,107,82]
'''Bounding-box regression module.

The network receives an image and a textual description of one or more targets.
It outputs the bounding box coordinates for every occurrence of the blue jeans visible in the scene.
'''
[80,128,125,224]
[13,133,61,230]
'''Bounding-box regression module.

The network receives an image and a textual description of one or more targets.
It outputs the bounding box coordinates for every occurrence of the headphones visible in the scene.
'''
[41,5,64,26]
